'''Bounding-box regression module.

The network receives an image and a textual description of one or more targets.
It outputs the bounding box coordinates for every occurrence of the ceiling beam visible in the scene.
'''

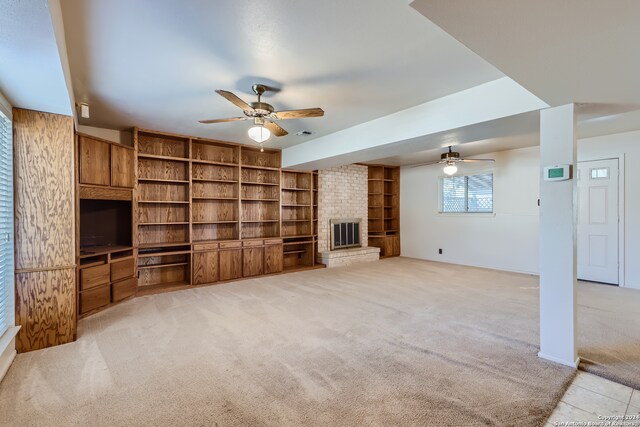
[282,77,548,170]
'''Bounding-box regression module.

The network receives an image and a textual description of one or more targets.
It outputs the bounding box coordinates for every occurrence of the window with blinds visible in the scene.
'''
[0,110,13,337]
[440,173,493,213]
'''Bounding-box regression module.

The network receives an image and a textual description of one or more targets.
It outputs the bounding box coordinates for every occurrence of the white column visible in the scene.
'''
[538,103,578,367]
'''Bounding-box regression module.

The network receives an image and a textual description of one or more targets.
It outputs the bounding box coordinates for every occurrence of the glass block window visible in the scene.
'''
[440,173,493,213]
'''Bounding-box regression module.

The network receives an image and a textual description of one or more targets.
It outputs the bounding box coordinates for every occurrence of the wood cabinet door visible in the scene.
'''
[264,244,283,274]
[219,249,242,281]
[243,247,264,277]
[385,235,400,257]
[79,136,110,186]
[192,251,219,285]
[111,145,134,188]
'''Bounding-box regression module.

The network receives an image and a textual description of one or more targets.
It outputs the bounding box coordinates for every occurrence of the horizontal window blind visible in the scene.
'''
[467,173,493,213]
[0,110,13,337]
[440,173,493,213]
[441,176,466,213]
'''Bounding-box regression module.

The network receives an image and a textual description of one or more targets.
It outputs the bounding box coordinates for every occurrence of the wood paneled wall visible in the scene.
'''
[13,108,76,352]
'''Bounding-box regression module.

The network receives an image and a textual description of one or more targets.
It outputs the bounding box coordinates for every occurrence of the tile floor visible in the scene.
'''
[547,372,640,426]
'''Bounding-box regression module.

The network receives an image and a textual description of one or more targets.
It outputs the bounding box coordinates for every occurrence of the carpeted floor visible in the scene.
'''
[576,280,640,389]
[0,257,636,426]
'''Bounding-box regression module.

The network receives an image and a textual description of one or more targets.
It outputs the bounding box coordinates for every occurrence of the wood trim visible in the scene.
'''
[79,185,132,200]
[16,265,76,274]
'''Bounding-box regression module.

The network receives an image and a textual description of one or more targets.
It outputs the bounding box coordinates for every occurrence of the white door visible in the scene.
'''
[577,159,619,284]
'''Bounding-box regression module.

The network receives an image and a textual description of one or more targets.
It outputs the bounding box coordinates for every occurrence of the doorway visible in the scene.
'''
[577,158,619,285]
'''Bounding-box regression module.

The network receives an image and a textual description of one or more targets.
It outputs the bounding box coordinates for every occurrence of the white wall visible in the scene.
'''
[401,130,640,289]
[401,146,540,274]
[578,130,640,289]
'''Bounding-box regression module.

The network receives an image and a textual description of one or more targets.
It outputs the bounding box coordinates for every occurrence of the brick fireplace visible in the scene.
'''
[317,164,380,267]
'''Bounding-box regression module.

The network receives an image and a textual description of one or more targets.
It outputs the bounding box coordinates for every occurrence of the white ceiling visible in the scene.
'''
[59,0,503,148]
[0,0,71,115]
[410,0,640,107]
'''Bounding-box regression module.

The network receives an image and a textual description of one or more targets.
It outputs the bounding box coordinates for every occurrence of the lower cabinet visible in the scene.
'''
[243,247,264,277]
[192,250,219,285]
[78,249,137,316]
[368,234,400,258]
[193,240,283,284]
[385,235,400,257]
[219,248,243,281]
[80,284,111,313]
[112,277,137,302]
[264,243,283,274]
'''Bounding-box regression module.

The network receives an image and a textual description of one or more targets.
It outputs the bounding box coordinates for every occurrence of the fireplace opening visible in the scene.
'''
[330,219,361,250]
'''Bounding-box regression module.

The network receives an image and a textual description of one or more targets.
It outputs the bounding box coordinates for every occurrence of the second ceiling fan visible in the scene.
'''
[411,146,495,175]
[199,84,324,149]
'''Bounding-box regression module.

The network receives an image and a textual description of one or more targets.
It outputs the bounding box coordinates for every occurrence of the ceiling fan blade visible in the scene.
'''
[199,117,249,124]
[215,90,254,112]
[274,108,324,120]
[409,160,444,168]
[264,121,288,137]
[461,159,495,162]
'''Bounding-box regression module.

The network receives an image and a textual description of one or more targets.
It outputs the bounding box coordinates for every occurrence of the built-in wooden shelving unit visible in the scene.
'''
[241,147,281,240]
[135,131,192,290]
[281,170,315,270]
[76,127,326,316]
[367,165,400,257]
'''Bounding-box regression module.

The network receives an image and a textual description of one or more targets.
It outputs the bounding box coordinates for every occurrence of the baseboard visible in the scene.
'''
[0,327,20,384]
[538,351,580,368]
[402,256,539,277]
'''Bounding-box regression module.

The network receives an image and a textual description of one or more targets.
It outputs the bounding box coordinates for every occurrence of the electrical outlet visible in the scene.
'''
[438,248,443,255]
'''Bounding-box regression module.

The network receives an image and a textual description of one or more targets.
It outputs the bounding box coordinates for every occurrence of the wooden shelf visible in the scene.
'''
[138,178,189,184]
[192,197,238,200]
[79,245,133,258]
[138,153,189,162]
[191,159,238,166]
[193,179,238,184]
[242,198,279,202]
[138,200,189,204]
[242,219,279,223]
[240,164,280,171]
[192,221,237,224]
[138,249,191,258]
[139,222,189,225]
[282,219,311,222]
[284,250,306,255]
[282,204,310,207]
[242,181,280,186]
[282,187,311,191]
[283,240,313,245]
[138,262,189,270]
[138,242,190,249]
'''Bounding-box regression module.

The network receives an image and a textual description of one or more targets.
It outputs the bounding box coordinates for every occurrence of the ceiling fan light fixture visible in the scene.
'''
[248,125,271,143]
[443,163,458,176]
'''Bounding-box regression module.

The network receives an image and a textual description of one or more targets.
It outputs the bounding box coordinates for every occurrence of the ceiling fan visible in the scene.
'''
[411,146,495,175]
[199,84,324,149]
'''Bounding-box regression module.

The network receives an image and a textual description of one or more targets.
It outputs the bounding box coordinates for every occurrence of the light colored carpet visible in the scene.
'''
[4,256,632,426]
[576,281,640,389]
